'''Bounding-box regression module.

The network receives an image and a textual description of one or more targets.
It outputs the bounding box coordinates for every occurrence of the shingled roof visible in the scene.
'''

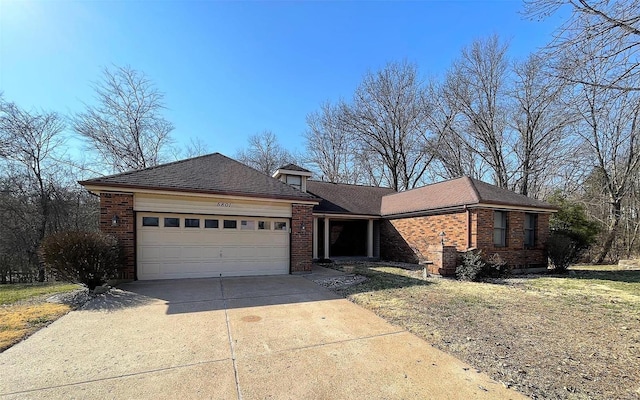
[79,153,317,202]
[276,163,312,173]
[381,177,555,217]
[306,181,396,216]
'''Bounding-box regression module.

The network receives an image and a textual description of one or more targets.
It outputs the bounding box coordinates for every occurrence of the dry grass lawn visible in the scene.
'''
[0,282,80,352]
[328,263,640,400]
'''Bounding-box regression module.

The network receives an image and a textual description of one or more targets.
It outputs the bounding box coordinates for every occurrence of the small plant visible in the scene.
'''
[40,231,122,290]
[456,250,486,281]
[485,253,511,277]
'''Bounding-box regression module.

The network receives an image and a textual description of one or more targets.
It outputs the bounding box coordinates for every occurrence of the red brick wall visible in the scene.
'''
[99,192,135,280]
[379,220,419,264]
[291,204,313,274]
[380,211,470,265]
[380,208,552,274]
[428,245,458,275]
[475,209,550,269]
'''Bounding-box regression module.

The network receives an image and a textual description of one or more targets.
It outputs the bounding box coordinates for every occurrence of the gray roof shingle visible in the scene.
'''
[381,177,554,216]
[277,164,312,173]
[79,153,317,202]
[306,181,396,216]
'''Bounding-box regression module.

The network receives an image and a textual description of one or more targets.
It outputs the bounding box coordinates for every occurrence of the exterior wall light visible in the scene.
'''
[112,214,119,227]
[439,231,446,245]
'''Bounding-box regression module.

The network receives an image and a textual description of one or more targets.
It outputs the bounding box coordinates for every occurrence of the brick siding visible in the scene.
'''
[291,204,313,274]
[99,192,135,280]
[475,210,550,269]
[380,208,551,275]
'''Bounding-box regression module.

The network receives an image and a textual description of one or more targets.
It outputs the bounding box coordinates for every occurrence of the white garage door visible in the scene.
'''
[137,213,290,280]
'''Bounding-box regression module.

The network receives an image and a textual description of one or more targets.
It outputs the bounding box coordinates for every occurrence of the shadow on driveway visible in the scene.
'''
[92,266,430,315]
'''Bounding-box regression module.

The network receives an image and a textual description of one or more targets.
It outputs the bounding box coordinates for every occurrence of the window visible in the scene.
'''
[286,175,302,191]
[223,220,237,229]
[185,218,200,228]
[274,221,287,231]
[493,211,507,247]
[142,217,159,227]
[241,220,255,230]
[204,219,219,229]
[258,221,270,230]
[524,213,538,247]
[164,217,180,228]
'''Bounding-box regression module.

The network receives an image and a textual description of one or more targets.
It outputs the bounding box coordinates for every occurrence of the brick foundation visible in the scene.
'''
[291,204,313,274]
[99,192,135,280]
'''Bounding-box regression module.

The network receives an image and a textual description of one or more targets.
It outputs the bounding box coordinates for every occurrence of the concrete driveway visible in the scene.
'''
[0,271,525,399]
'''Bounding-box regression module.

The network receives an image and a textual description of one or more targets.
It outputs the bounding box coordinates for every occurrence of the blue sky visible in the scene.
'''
[0,1,566,159]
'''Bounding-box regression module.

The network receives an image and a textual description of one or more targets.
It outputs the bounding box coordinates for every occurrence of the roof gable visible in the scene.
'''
[79,153,317,202]
[381,177,554,217]
[277,163,311,173]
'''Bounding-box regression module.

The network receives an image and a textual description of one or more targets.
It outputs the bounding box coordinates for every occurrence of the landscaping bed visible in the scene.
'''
[325,262,640,400]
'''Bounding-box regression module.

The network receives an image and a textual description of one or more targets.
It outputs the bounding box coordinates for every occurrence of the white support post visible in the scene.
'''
[312,217,318,259]
[367,219,374,258]
[323,217,330,260]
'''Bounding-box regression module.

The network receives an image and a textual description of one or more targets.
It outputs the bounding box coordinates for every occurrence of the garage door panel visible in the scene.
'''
[137,213,289,280]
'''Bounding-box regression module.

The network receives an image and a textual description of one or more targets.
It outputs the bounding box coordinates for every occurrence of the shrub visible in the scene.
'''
[456,250,486,281]
[547,192,600,270]
[485,253,511,277]
[457,251,513,281]
[40,231,122,290]
[547,229,586,272]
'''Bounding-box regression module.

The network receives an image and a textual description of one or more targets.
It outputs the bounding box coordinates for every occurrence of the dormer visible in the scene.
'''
[273,164,313,192]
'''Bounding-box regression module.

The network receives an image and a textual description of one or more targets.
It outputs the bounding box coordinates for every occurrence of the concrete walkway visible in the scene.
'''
[0,275,526,399]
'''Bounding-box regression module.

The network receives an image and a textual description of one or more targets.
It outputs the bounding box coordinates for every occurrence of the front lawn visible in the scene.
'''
[0,282,81,352]
[328,263,640,400]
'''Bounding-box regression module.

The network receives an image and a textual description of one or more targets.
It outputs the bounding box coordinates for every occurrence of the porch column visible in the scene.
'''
[312,217,318,259]
[367,219,374,258]
[323,217,330,259]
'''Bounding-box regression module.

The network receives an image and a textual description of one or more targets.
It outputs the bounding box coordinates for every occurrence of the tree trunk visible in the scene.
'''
[595,201,622,263]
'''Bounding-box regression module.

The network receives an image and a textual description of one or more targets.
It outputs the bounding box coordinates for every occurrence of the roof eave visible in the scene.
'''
[80,182,320,204]
[469,202,558,213]
[382,205,468,219]
[383,201,558,219]
[313,211,383,219]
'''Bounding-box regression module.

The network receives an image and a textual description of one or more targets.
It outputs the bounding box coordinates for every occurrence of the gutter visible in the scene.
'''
[78,182,320,205]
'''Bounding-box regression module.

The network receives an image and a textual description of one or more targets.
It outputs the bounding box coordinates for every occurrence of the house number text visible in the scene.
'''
[217,202,232,207]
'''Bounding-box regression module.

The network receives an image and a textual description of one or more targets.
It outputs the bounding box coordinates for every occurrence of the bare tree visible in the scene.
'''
[339,61,434,191]
[236,131,295,176]
[73,65,174,173]
[184,137,210,158]
[426,79,490,181]
[510,53,576,197]
[525,0,640,91]
[570,61,640,263]
[0,98,66,280]
[443,35,514,188]
[305,102,362,183]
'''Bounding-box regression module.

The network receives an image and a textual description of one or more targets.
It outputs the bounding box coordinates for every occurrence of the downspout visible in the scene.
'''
[465,205,471,250]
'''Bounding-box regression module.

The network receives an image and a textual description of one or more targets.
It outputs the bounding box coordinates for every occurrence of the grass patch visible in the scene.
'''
[521,265,640,308]
[0,282,80,305]
[0,282,81,352]
[327,262,640,400]
[0,303,71,351]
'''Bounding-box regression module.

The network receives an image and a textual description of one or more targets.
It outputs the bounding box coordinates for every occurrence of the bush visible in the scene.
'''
[457,251,512,281]
[485,253,511,277]
[456,250,486,281]
[547,229,586,272]
[547,193,600,270]
[40,231,122,290]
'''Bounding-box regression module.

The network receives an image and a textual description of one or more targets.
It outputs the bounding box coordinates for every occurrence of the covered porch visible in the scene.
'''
[312,215,380,260]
